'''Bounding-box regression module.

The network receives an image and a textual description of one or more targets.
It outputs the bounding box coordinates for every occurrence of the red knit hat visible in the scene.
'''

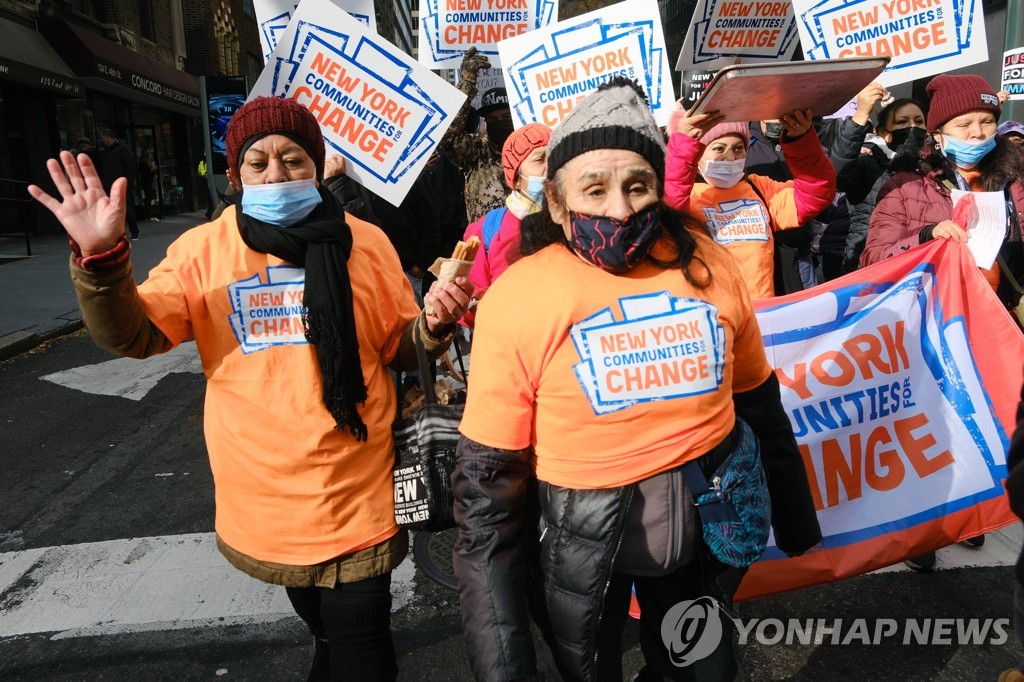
[501,122,551,189]
[926,74,1001,132]
[225,96,326,179]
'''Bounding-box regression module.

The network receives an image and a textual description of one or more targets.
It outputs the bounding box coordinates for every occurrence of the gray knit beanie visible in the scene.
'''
[546,77,665,181]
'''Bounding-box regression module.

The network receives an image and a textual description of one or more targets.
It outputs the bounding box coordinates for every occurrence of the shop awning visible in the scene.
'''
[0,18,82,96]
[40,19,200,116]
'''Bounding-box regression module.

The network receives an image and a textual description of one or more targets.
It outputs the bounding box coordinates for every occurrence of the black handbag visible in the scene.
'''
[391,330,465,531]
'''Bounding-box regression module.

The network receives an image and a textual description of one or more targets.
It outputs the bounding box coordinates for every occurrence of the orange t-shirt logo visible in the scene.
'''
[228,266,309,353]
[571,291,726,414]
[703,199,770,244]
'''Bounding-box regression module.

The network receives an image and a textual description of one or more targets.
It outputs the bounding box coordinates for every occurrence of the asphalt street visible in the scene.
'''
[2,329,1023,681]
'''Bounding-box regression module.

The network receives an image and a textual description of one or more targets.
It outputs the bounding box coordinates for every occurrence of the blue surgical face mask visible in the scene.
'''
[524,175,546,204]
[939,134,996,169]
[241,177,322,227]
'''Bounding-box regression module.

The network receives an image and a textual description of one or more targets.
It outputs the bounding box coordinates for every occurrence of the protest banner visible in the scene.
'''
[254,0,377,62]
[735,240,1023,600]
[418,0,557,68]
[676,0,801,71]
[497,0,675,129]
[792,0,987,87]
[1003,47,1024,100]
[249,0,467,206]
[679,69,718,108]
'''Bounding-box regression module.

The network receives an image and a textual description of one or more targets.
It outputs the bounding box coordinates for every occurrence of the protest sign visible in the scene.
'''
[676,0,801,71]
[418,0,557,68]
[950,190,1008,269]
[792,0,988,87]
[735,240,1023,600]
[254,0,377,62]
[466,67,506,109]
[497,0,675,128]
[679,69,718,108]
[249,0,467,206]
[1003,47,1024,100]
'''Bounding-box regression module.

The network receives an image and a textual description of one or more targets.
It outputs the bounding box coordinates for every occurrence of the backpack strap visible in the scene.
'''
[481,207,507,255]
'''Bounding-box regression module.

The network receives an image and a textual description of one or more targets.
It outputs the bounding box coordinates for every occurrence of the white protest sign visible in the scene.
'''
[951,189,1008,270]
[792,0,987,87]
[676,0,801,71]
[497,0,675,129]
[254,0,377,62]
[418,0,557,68]
[1002,47,1024,101]
[249,0,467,206]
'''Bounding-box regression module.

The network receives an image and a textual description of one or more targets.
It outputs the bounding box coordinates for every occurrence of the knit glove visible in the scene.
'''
[460,47,490,83]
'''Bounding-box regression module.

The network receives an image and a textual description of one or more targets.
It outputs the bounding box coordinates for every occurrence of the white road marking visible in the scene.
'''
[0,533,419,640]
[40,341,202,401]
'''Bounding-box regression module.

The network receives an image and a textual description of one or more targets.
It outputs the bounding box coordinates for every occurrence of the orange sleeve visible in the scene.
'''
[458,281,536,451]
[747,173,802,232]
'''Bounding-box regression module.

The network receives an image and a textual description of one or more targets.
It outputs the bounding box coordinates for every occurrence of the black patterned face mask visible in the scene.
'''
[567,202,661,273]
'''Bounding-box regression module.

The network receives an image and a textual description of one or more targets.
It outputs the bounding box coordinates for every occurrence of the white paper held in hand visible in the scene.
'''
[950,189,1008,270]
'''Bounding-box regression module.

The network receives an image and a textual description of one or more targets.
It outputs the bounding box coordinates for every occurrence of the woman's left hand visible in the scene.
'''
[780,109,814,139]
[424,276,474,333]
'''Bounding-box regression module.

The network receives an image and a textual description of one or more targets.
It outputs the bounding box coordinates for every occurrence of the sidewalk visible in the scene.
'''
[0,212,209,361]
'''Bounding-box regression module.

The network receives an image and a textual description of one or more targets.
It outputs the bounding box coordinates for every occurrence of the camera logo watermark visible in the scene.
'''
[660,597,725,667]
[661,599,1010,667]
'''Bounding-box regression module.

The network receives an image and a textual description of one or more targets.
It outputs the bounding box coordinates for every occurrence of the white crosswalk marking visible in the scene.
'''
[0,533,418,639]
[40,341,202,401]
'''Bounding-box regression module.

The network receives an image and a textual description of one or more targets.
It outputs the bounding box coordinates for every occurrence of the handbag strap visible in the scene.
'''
[680,460,738,524]
[414,325,438,405]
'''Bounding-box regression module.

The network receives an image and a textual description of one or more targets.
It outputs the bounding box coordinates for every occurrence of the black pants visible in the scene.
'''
[285,573,397,682]
[592,551,745,682]
[125,182,139,237]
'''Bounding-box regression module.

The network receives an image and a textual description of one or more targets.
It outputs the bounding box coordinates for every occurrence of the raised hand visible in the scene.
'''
[780,109,814,139]
[28,151,127,256]
[672,106,726,141]
[460,47,491,83]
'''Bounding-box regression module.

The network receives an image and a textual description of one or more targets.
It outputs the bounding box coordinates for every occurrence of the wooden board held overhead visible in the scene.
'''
[688,57,889,122]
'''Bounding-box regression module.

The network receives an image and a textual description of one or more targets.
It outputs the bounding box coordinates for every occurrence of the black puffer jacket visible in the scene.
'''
[452,374,822,681]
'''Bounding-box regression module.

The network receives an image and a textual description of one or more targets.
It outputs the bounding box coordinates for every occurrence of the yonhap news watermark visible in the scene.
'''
[661,597,1011,667]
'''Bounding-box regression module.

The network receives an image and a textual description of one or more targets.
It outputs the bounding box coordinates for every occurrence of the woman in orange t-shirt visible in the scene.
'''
[452,78,821,682]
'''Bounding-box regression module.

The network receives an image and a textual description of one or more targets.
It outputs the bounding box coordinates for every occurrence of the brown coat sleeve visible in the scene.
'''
[69,257,174,358]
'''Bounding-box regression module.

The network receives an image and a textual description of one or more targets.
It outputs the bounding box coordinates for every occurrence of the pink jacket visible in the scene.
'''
[461,207,522,328]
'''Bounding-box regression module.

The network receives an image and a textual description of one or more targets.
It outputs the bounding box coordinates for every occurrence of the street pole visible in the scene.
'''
[1004,0,1023,121]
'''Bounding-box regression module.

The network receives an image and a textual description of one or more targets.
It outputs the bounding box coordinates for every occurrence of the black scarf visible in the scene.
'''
[237,187,369,441]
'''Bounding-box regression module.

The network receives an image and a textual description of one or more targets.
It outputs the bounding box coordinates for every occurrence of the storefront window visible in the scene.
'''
[55,99,94,151]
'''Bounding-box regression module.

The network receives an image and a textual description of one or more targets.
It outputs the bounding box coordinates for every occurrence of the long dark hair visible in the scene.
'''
[519,192,712,289]
[877,98,926,134]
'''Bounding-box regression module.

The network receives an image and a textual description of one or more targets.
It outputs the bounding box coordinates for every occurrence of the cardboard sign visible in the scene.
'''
[736,239,1023,600]
[418,0,557,68]
[249,0,467,206]
[465,67,507,109]
[792,0,988,87]
[1002,47,1024,101]
[497,0,675,129]
[254,0,377,62]
[676,0,801,71]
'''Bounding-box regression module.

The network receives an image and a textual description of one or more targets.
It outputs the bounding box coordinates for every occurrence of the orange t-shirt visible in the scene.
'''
[686,176,802,300]
[136,206,419,565]
[459,231,772,490]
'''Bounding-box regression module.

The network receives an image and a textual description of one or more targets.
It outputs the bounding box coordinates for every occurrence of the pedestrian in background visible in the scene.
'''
[28,96,473,682]
[98,128,139,239]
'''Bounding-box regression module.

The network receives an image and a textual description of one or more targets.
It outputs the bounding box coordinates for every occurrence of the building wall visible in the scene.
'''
[183,0,261,83]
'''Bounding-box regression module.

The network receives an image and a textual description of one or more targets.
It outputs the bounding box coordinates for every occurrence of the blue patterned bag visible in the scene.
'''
[680,419,770,568]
